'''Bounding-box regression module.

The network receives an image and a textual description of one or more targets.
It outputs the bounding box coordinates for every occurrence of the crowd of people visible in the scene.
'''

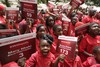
[0,1,100,67]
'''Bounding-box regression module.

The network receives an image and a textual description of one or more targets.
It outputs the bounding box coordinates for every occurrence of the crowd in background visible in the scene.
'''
[0,1,100,67]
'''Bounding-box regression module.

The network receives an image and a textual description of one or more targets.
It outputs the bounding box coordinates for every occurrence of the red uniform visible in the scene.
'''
[59,56,83,67]
[67,22,75,36]
[55,20,62,26]
[93,18,100,24]
[78,34,100,62]
[2,62,19,67]
[83,57,98,67]
[50,35,59,57]
[82,15,94,23]
[32,19,41,33]
[25,51,55,67]
[75,22,84,27]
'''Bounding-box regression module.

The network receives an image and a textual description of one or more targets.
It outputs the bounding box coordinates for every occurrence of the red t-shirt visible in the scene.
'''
[93,18,100,24]
[67,22,75,36]
[55,20,62,26]
[50,35,59,57]
[83,57,97,67]
[59,56,83,67]
[25,51,55,67]
[82,15,94,23]
[75,22,84,27]
[78,34,100,62]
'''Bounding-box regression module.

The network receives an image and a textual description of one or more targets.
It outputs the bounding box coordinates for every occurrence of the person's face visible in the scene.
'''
[89,23,99,35]
[89,10,96,17]
[26,19,34,28]
[37,26,46,38]
[48,17,55,27]
[71,17,77,25]
[54,26,63,37]
[18,13,22,23]
[39,40,51,56]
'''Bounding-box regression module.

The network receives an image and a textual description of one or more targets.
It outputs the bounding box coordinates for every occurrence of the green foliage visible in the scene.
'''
[1,0,11,7]
[86,0,100,6]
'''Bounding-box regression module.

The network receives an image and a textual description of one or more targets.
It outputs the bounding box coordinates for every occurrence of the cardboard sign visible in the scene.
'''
[20,0,37,22]
[58,35,77,60]
[53,9,59,14]
[0,33,36,64]
[70,0,85,8]
[75,23,90,36]
[6,7,19,23]
[0,29,17,35]
[20,0,37,3]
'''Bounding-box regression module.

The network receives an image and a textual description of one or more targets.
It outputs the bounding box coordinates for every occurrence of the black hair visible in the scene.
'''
[41,9,46,14]
[41,34,54,45]
[87,22,99,33]
[89,22,98,28]
[36,24,44,33]
[93,46,100,54]
[70,12,77,19]
[53,24,61,31]
[46,15,55,27]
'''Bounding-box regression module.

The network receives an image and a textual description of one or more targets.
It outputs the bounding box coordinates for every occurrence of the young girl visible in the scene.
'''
[25,34,55,67]
[83,46,100,67]
[78,22,100,62]
[67,17,78,36]
[36,24,46,51]
[51,24,63,56]
[51,25,83,67]
[46,15,55,36]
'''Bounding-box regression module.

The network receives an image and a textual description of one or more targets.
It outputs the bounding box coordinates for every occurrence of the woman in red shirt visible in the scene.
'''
[45,15,55,36]
[36,24,46,51]
[78,22,100,62]
[25,34,55,67]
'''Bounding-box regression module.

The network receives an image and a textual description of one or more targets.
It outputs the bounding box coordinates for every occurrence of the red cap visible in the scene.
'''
[0,4,5,11]
[2,62,19,67]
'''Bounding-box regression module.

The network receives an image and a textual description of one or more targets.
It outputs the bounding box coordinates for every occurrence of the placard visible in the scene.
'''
[0,29,17,35]
[0,33,36,64]
[70,0,85,9]
[6,7,19,23]
[20,0,37,22]
[57,35,77,60]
